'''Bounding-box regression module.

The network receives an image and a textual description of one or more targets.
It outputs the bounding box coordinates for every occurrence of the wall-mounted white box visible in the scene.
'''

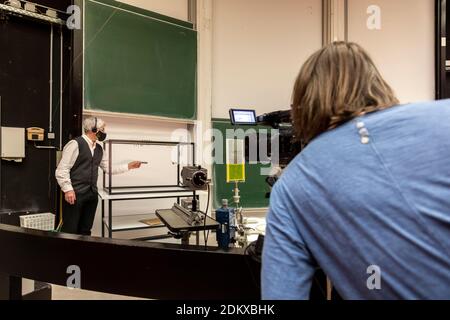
[1,127,25,159]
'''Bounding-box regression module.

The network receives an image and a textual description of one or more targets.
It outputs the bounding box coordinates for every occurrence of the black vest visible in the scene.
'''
[70,136,103,194]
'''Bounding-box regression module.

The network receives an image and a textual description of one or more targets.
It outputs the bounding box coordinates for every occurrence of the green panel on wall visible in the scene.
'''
[212,120,271,209]
[84,0,197,119]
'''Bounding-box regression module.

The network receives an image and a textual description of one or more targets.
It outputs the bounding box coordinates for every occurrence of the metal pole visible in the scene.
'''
[187,0,197,30]
[108,200,112,238]
[59,28,63,150]
[192,190,197,212]
[0,96,2,208]
[108,141,112,194]
[344,0,348,42]
[322,0,328,46]
[103,144,106,191]
[177,144,180,185]
[49,24,54,133]
[181,233,190,245]
[101,199,105,237]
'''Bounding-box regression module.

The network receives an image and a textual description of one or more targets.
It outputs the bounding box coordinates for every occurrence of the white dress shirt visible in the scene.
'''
[55,135,129,193]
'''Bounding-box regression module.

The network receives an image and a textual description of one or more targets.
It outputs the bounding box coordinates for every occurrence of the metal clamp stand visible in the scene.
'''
[167,230,191,245]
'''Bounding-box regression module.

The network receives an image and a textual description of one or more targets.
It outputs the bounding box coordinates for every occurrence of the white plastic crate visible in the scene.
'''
[20,213,55,231]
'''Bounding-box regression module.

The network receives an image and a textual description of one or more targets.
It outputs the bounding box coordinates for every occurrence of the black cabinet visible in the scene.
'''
[0,0,82,216]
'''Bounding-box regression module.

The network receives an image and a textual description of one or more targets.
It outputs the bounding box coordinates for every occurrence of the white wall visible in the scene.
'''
[347,0,435,103]
[116,0,188,21]
[211,0,323,118]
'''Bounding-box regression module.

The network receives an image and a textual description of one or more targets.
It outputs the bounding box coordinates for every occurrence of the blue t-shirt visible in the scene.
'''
[262,100,450,300]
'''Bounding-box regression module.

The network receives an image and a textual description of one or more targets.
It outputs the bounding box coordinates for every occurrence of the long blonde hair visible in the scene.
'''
[291,42,399,143]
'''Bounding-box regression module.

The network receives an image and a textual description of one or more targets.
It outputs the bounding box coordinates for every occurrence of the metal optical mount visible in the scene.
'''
[181,166,208,191]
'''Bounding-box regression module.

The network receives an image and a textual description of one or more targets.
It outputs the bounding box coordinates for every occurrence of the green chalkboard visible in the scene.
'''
[212,120,271,209]
[84,0,197,119]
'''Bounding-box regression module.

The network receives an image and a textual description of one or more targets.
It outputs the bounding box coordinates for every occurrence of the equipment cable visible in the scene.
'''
[203,183,211,247]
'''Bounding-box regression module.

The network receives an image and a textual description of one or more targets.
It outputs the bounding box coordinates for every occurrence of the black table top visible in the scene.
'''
[156,208,219,233]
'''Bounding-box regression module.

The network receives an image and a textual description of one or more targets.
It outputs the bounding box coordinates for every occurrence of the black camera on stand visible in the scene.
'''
[229,109,302,194]
[256,110,302,168]
[255,110,302,192]
[229,109,302,251]
[180,166,208,213]
[230,109,302,166]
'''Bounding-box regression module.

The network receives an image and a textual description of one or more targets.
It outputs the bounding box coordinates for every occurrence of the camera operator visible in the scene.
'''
[262,42,450,299]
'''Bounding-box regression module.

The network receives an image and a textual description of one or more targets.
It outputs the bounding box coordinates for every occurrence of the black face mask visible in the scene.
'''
[96,131,107,142]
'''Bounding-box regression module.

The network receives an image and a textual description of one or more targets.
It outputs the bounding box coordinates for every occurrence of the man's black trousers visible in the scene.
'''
[61,189,98,236]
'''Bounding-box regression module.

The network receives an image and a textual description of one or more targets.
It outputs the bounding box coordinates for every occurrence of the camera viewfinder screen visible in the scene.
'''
[230,109,257,125]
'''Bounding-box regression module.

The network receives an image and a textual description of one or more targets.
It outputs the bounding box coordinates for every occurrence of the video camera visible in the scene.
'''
[229,109,302,191]
[255,110,302,168]
[229,109,302,168]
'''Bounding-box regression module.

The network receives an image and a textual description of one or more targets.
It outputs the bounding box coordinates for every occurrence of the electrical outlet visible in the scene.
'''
[48,132,56,140]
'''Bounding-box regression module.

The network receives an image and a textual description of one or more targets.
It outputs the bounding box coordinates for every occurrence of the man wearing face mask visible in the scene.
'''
[55,117,143,235]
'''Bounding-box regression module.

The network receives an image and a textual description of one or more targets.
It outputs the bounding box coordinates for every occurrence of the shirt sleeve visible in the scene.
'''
[55,140,79,193]
[261,183,316,300]
[99,149,129,175]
